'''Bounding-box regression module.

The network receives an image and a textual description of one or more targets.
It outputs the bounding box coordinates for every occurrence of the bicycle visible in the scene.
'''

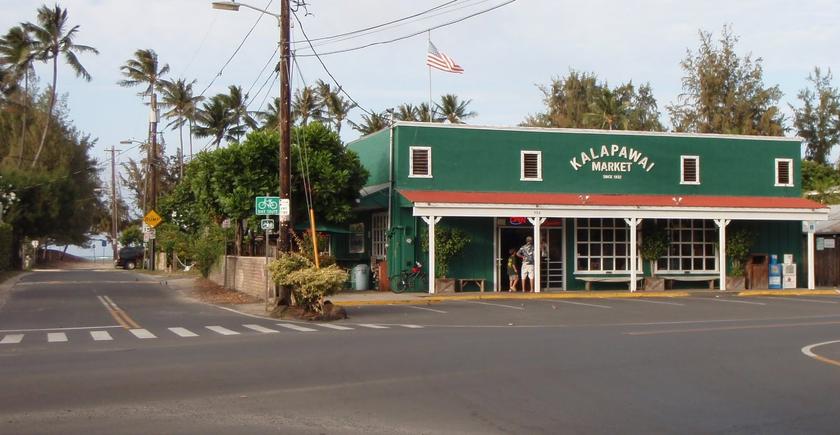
[391,261,427,293]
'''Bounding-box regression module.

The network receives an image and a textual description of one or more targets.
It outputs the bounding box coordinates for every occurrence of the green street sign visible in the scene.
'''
[255,196,280,215]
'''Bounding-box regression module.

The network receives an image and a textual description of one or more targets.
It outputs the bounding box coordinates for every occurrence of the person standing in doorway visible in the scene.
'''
[517,236,535,292]
[507,248,519,292]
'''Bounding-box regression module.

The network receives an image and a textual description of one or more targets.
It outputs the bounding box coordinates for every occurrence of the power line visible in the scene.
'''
[199,0,275,97]
[245,46,279,101]
[293,0,458,44]
[297,0,494,50]
[294,0,515,57]
[292,11,374,116]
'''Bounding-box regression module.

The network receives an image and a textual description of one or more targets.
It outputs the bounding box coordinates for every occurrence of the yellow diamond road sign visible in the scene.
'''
[144,210,163,228]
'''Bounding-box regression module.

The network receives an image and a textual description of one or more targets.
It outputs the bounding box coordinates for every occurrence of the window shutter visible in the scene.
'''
[411,148,429,176]
[523,152,540,179]
[682,157,698,183]
[777,160,791,185]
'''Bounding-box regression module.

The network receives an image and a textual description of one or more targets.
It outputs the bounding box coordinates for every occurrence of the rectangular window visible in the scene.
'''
[681,155,700,184]
[575,218,639,273]
[775,158,793,187]
[521,150,542,181]
[655,219,718,273]
[409,146,432,178]
[371,212,387,258]
[349,223,364,254]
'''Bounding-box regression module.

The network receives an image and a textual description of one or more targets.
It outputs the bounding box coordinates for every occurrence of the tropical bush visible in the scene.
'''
[269,251,346,313]
[421,227,470,278]
[192,224,226,277]
[727,229,755,277]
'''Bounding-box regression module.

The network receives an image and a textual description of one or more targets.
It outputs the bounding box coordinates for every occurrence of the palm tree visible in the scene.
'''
[435,94,476,124]
[394,103,420,121]
[325,92,354,134]
[25,4,98,168]
[160,78,203,176]
[0,26,36,167]
[417,103,435,122]
[350,111,391,136]
[584,88,629,130]
[222,85,256,141]
[194,95,232,148]
[292,86,322,126]
[259,97,280,130]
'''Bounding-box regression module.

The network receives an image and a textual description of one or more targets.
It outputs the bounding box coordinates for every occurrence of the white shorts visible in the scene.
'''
[520,264,534,279]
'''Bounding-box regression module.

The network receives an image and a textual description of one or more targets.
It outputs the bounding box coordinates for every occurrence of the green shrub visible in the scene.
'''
[727,229,755,277]
[120,225,143,247]
[420,227,470,278]
[269,252,347,313]
[192,224,225,277]
[0,223,12,270]
[641,224,669,276]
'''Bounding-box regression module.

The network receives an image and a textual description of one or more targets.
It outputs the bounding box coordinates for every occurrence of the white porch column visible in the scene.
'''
[421,216,441,294]
[807,229,816,290]
[528,217,547,293]
[624,218,641,292]
[715,219,731,291]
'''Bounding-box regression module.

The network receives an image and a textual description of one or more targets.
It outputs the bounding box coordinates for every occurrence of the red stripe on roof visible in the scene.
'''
[398,190,827,210]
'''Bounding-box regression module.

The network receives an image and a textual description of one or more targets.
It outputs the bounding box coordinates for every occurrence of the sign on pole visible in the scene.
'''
[802,221,816,234]
[255,196,281,215]
[278,198,290,218]
[260,219,275,231]
[144,210,163,228]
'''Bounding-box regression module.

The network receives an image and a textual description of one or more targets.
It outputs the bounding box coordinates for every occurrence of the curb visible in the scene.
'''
[336,291,692,306]
[738,289,840,297]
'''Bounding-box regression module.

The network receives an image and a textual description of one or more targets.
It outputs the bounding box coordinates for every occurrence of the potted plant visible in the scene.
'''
[725,228,754,290]
[421,227,470,293]
[640,224,669,291]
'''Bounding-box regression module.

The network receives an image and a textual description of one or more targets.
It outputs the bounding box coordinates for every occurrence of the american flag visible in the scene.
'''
[426,41,464,74]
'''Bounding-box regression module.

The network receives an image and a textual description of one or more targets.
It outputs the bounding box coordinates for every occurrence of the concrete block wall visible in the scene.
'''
[208,255,269,300]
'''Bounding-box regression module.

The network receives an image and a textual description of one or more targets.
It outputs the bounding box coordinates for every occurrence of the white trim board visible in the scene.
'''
[412,203,828,221]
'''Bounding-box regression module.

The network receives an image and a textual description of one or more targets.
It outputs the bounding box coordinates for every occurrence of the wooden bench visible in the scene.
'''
[458,278,486,292]
[576,275,645,291]
[659,275,718,290]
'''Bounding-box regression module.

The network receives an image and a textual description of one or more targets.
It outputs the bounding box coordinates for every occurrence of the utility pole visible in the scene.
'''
[107,146,120,260]
[149,92,159,271]
[278,0,291,255]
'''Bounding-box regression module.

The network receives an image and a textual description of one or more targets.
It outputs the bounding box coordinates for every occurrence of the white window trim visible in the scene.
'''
[520,150,543,181]
[572,218,642,275]
[409,146,433,178]
[680,155,700,185]
[775,158,793,187]
[652,219,720,275]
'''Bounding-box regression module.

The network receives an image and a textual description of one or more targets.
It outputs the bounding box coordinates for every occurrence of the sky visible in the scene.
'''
[2,0,840,199]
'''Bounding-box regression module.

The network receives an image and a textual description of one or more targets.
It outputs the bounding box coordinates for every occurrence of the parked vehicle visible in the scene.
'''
[115,246,144,270]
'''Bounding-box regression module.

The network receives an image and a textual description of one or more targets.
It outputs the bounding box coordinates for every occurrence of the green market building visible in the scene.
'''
[344,122,829,292]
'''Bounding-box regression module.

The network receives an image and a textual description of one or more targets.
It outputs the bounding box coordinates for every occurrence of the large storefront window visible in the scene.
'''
[575,218,633,272]
[656,219,717,273]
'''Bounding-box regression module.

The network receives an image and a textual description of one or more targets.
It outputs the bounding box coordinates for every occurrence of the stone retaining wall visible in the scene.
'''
[208,255,269,300]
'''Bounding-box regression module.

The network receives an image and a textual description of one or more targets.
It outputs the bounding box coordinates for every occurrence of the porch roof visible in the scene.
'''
[399,190,829,221]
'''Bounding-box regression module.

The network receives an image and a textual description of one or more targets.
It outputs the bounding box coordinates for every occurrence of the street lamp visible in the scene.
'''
[212,0,292,256]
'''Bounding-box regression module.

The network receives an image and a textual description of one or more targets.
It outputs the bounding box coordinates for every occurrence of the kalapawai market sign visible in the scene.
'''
[569,145,656,178]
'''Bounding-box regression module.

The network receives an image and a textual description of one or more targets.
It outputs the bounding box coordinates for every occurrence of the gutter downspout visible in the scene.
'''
[387,124,395,285]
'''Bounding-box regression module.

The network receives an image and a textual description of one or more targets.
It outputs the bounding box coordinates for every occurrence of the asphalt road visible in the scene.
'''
[3,269,840,434]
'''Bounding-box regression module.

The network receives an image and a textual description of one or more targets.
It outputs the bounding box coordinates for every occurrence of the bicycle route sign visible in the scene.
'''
[260,219,275,231]
[255,196,279,215]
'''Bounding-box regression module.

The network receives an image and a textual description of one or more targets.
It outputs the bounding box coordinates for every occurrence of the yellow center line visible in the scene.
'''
[624,320,840,336]
[97,296,141,330]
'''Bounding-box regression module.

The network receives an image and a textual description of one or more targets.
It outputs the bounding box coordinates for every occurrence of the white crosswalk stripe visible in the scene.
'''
[400,324,424,329]
[315,323,354,331]
[169,327,199,338]
[275,323,317,332]
[1,334,24,344]
[90,331,113,341]
[242,324,279,333]
[357,324,389,329]
[130,329,156,339]
[206,326,239,336]
[47,332,68,343]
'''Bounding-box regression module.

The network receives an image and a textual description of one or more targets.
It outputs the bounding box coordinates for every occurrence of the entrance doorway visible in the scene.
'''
[498,219,565,291]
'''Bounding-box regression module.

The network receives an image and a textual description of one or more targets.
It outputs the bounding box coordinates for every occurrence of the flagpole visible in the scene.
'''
[428,31,432,122]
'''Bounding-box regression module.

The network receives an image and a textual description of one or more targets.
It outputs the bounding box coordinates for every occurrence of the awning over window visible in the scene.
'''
[399,190,829,221]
